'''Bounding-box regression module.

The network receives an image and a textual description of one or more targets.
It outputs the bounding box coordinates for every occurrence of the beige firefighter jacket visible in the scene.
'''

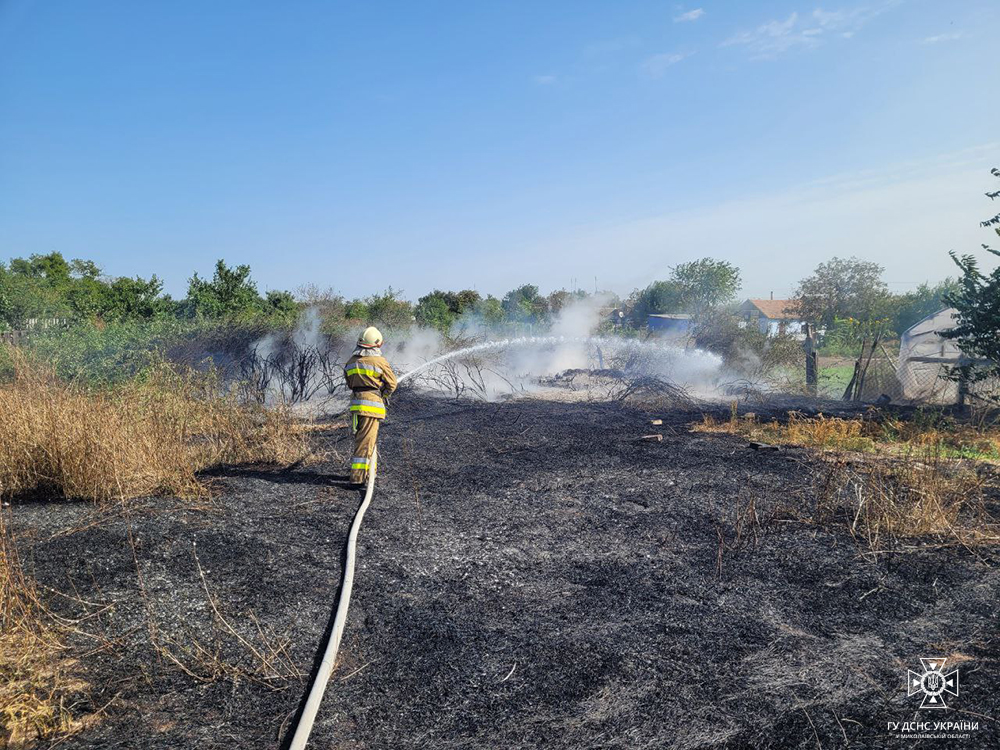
[343,352,397,420]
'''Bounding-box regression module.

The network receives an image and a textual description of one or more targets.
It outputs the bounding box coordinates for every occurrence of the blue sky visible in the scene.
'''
[1,1,997,301]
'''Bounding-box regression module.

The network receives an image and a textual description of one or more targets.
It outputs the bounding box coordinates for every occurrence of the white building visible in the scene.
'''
[739,298,806,336]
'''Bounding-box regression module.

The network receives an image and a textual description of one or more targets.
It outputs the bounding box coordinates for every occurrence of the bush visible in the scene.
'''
[8,318,292,386]
[16,321,176,385]
[363,288,414,332]
[415,289,483,332]
[694,311,801,380]
[627,280,683,327]
[414,293,454,331]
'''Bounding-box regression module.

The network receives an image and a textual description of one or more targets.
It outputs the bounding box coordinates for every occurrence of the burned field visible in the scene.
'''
[13,393,1000,749]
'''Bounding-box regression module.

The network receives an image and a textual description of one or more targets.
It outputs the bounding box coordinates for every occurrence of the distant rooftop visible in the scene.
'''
[741,299,802,320]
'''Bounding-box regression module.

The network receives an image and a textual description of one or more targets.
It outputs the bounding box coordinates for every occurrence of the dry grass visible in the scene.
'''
[714,484,779,577]
[878,416,1000,461]
[0,348,311,503]
[0,512,86,748]
[813,454,997,553]
[0,348,316,744]
[696,404,1000,550]
[0,632,86,749]
[695,405,1000,460]
[696,407,876,453]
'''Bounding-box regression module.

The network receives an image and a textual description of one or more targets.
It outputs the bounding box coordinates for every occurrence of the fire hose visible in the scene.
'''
[287,364,460,747]
[283,341,628,746]
[287,445,377,750]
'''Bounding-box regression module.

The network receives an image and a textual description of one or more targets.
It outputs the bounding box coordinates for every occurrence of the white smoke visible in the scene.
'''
[246,306,347,408]
[245,297,727,407]
[392,294,725,401]
[549,294,611,338]
[292,305,323,350]
[380,325,445,375]
[539,293,613,374]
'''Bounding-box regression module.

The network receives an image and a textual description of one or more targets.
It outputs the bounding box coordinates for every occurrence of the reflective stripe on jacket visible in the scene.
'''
[343,353,397,420]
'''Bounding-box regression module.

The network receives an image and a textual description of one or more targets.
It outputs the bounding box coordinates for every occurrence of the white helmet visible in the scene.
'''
[358,326,383,348]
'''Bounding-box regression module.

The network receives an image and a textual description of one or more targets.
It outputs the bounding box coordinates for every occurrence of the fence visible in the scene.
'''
[895,355,998,407]
[809,341,994,407]
[0,318,71,346]
[23,318,70,330]
[0,330,32,346]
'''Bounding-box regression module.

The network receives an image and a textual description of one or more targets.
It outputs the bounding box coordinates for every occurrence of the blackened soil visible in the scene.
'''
[14,395,1000,749]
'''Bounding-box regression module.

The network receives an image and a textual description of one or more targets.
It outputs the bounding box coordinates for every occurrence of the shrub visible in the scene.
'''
[13,318,286,386]
[694,311,802,381]
[363,288,414,332]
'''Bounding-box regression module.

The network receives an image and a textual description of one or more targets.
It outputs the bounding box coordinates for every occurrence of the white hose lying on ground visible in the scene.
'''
[288,446,377,750]
[286,359,475,747]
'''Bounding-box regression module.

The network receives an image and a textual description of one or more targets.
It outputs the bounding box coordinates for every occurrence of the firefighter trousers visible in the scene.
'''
[349,413,379,484]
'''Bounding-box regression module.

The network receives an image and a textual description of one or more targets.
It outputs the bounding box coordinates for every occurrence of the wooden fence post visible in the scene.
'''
[843,361,861,401]
[957,359,970,411]
[803,323,817,396]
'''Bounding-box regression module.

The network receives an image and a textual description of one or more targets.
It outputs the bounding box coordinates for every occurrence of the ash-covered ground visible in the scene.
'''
[14,393,1000,749]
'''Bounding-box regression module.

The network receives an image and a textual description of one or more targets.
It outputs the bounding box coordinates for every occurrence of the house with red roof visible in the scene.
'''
[739,297,805,336]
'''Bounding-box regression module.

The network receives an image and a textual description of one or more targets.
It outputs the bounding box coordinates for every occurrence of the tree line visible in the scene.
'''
[0,256,297,328]
[0,249,961,340]
[1,168,995,357]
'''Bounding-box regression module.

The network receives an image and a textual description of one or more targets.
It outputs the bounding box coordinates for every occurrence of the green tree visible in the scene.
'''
[415,288,484,330]
[502,284,549,324]
[2,253,75,323]
[453,289,482,314]
[265,290,298,322]
[796,257,889,328]
[626,258,740,327]
[626,280,684,327]
[9,252,73,285]
[886,279,959,335]
[65,276,110,319]
[344,299,369,321]
[545,289,589,314]
[942,168,1000,382]
[112,276,168,320]
[0,253,172,325]
[184,260,263,319]
[70,259,102,280]
[415,292,455,331]
[296,285,348,327]
[0,265,14,329]
[476,295,505,327]
[671,258,741,311]
[364,287,413,330]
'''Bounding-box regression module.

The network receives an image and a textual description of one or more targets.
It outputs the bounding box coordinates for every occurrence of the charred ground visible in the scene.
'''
[13,393,1000,748]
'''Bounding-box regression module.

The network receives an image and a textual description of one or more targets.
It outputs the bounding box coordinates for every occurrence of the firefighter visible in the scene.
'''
[343,326,397,486]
